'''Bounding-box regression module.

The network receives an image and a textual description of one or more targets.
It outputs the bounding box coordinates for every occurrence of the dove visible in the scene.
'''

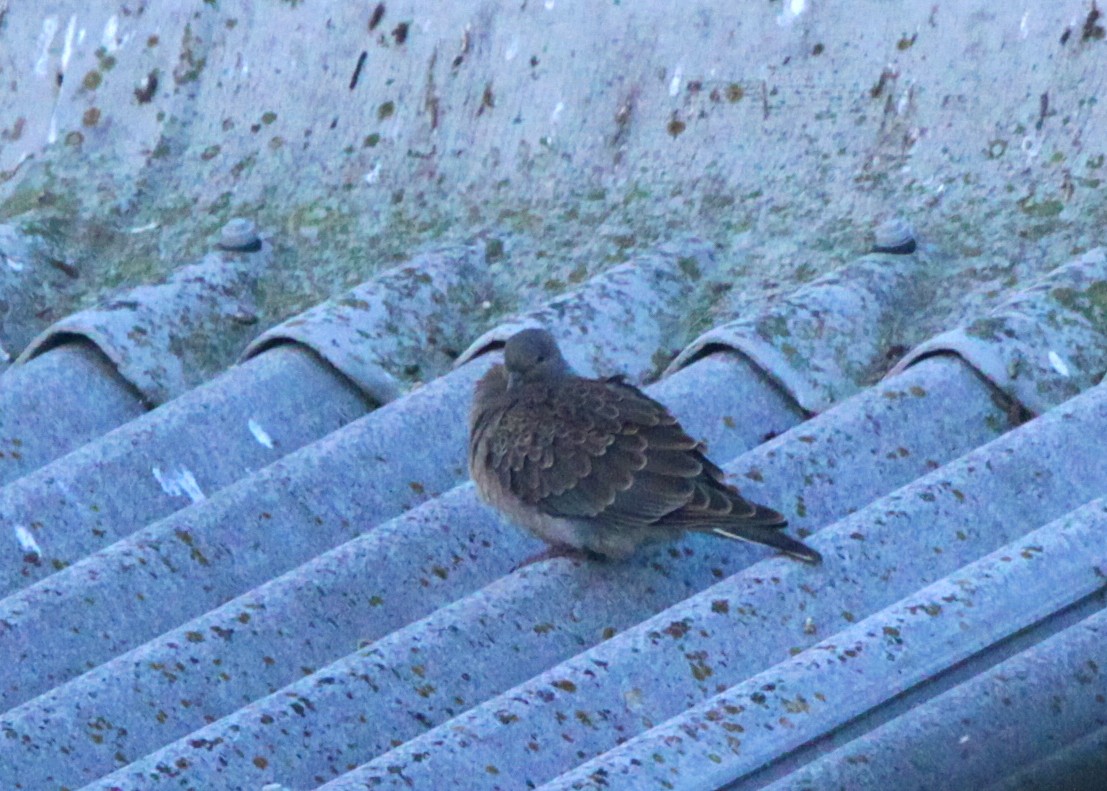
[468,328,822,564]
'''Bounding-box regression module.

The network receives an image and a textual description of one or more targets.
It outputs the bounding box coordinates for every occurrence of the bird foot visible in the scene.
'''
[511,544,604,571]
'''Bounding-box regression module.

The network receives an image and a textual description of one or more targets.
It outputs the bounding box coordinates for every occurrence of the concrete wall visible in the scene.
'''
[1,1,1104,349]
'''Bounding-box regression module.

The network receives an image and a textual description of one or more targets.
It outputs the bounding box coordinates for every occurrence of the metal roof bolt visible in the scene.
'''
[217,217,262,253]
[871,217,917,255]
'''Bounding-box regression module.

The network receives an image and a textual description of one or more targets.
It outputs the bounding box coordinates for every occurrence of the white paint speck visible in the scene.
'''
[896,83,913,115]
[505,38,519,62]
[1048,350,1070,377]
[365,161,382,184]
[1021,135,1040,160]
[102,15,119,51]
[778,0,806,26]
[550,101,564,123]
[61,15,77,74]
[668,66,683,97]
[622,686,645,712]
[5,255,24,272]
[152,466,206,503]
[959,734,970,745]
[126,221,160,234]
[248,419,275,449]
[544,0,555,9]
[14,525,41,558]
[35,17,59,77]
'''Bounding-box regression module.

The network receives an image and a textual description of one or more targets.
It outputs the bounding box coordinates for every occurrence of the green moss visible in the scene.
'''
[229,153,257,178]
[1017,197,1064,217]
[1051,281,1107,327]
[677,255,701,280]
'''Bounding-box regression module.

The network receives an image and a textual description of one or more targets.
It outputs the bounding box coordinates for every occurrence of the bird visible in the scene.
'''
[468,327,822,564]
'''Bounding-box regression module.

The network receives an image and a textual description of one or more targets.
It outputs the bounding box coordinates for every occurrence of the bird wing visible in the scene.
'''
[486,375,703,528]
[474,365,820,563]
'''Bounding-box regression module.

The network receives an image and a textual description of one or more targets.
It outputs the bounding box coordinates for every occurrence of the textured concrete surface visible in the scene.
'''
[3,2,1106,353]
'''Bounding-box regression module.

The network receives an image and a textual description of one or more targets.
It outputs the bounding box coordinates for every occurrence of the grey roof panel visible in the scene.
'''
[0,484,539,791]
[0,356,491,713]
[13,240,1101,790]
[546,496,1107,790]
[318,365,1101,790]
[891,248,1107,415]
[0,339,145,489]
[242,245,494,404]
[763,599,1107,791]
[43,346,803,791]
[18,242,266,405]
[0,344,370,599]
[90,350,1007,790]
[457,241,718,381]
[988,724,1107,791]
[648,352,805,461]
[669,250,933,413]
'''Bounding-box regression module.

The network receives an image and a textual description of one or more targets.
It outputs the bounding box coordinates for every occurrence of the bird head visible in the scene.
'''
[503,328,571,389]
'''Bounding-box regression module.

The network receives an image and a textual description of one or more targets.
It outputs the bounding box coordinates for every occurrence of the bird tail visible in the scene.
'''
[711,521,823,565]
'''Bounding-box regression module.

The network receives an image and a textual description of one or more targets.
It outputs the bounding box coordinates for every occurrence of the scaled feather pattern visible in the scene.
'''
[469,328,822,564]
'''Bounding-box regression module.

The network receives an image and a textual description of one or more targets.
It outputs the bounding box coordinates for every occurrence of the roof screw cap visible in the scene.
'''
[217,217,262,252]
[872,217,917,255]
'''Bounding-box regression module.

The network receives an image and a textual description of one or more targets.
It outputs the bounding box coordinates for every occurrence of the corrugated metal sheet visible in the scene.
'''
[0,340,145,486]
[2,1,1106,789]
[6,244,1106,790]
[457,240,719,382]
[669,245,934,413]
[0,344,370,599]
[18,236,266,405]
[243,245,494,404]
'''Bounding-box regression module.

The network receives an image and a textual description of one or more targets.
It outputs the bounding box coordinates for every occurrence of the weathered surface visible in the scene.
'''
[892,248,1107,414]
[669,249,935,413]
[2,1,1107,789]
[457,240,718,382]
[243,244,494,403]
[2,2,1105,344]
[18,242,265,403]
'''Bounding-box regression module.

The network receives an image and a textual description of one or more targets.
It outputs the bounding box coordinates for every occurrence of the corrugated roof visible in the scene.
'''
[2,2,1107,790]
[0,242,1103,789]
